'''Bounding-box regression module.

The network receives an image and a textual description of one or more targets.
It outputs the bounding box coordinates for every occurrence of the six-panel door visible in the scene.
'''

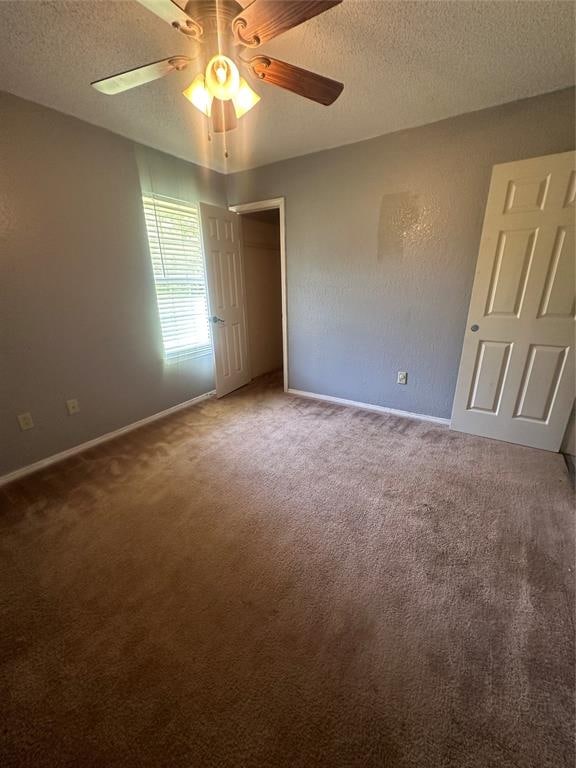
[451,151,575,451]
[200,203,251,398]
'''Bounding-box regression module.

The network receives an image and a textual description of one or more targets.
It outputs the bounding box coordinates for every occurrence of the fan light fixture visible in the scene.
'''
[183,54,261,121]
[92,0,345,135]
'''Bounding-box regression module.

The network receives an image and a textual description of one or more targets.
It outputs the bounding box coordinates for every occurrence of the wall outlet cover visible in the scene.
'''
[66,399,80,415]
[397,371,408,385]
[17,412,34,431]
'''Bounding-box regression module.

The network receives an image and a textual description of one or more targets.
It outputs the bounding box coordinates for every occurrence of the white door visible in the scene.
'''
[451,151,575,451]
[200,203,251,397]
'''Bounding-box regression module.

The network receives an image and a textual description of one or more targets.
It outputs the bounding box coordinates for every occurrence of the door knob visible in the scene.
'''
[211,316,225,324]
[470,324,479,332]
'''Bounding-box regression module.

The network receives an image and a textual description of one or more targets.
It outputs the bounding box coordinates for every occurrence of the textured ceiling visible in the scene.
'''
[0,1,573,173]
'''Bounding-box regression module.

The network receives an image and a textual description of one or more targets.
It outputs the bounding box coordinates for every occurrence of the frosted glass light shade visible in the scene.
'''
[182,74,213,116]
[232,78,261,118]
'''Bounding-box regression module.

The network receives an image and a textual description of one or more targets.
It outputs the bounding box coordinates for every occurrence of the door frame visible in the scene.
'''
[228,197,288,392]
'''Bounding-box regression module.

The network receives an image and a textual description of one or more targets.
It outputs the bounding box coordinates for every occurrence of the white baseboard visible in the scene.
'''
[287,388,451,426]
[2,387,448,488]
[0,391,215,488]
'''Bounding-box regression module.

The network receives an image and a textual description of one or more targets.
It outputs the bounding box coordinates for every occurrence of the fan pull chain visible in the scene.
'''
[205,128,229,160]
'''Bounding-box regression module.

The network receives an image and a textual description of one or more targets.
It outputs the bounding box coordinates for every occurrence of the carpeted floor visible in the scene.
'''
[0,374,574,768]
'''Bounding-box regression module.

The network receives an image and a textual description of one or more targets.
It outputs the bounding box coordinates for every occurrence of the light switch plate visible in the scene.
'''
[66,398,80,415]
[397,371,408,385]
[17,412,34,431]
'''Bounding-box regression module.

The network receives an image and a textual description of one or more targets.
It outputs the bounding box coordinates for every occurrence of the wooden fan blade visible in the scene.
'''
[246,56,343,105]
[136,0,203,39]
[233,0,342,47]
[91,56,192,95]
[212,100,238,133]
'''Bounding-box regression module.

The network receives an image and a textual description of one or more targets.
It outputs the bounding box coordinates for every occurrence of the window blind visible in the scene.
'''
[143,194,212,361]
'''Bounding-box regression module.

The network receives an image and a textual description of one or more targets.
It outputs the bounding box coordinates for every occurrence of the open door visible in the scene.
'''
[200,203,251,397]
[451,151,575,451]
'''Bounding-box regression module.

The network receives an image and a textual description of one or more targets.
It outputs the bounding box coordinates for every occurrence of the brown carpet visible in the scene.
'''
[1,374,574,768]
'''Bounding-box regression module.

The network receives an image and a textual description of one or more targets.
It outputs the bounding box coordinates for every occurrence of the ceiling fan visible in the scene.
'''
[91,0,344,133]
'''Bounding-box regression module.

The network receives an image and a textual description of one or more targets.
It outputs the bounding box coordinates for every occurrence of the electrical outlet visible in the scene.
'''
[17,412,34,431]
[66,398,80,415]
[397,371,408,385]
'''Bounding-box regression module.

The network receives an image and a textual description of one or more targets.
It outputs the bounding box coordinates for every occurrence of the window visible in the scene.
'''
[143,194,211,361]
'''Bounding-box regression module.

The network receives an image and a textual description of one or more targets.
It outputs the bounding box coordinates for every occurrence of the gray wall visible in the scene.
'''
[2,87,574,476]
[227,88,575,419]
[241,213,283,378]
[0,92,226,476]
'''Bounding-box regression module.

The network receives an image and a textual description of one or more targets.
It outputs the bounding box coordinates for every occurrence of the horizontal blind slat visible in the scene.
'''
[143,194,211,361]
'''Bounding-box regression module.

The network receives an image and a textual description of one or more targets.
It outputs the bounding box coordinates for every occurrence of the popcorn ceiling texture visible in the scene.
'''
[0,0,573,172]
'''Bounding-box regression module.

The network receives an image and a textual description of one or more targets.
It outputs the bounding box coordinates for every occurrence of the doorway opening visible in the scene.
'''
[229,199,288,392]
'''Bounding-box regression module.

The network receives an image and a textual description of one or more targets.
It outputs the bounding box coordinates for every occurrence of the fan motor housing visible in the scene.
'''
[185,0,243,42]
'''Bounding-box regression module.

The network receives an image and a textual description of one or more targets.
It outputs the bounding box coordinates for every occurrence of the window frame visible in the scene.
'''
[142,193,212,363]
